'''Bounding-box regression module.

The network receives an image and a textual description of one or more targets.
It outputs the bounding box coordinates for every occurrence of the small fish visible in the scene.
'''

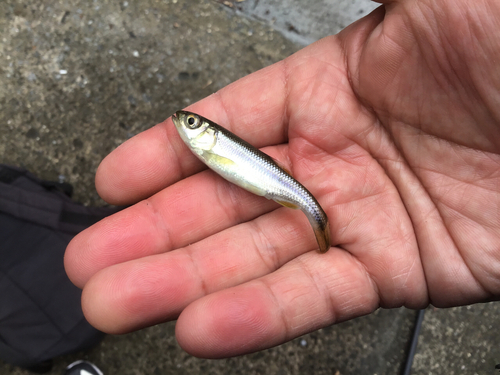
[172,110,331,253]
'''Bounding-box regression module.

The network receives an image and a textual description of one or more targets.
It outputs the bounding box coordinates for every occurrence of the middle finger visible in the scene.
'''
[81,203,317,333]
[65,147,291,288]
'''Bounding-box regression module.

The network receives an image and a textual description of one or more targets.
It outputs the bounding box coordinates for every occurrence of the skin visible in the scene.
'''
[64,0,500,358]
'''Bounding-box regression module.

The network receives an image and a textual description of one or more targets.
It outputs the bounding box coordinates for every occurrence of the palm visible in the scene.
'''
[65,0,500,357]
[349,1,500,305]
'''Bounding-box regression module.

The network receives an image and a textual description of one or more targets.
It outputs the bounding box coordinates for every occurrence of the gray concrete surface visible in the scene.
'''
[231,0,378,45]
[0,0,499,374]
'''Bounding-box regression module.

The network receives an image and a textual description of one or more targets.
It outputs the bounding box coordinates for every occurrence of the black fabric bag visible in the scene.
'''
[0,164,118,371]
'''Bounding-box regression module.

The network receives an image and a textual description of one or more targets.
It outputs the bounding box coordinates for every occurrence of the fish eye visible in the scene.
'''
[186,114,201,129]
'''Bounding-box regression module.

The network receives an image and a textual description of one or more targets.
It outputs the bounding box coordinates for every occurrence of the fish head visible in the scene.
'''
[172,110,216,151]
[172,110,208,141]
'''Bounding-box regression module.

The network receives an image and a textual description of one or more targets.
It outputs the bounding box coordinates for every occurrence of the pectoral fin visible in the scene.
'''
[205,152,237,168]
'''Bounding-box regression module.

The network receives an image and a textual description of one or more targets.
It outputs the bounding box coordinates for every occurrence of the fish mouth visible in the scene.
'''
[171,111,181,127]
[172,110,187,124]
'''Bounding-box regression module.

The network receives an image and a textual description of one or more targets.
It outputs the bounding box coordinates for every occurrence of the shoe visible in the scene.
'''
[62,360,103,375]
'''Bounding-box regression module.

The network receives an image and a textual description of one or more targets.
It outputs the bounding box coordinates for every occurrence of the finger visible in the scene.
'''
[96,60,290,205]
[95,33,358,206]
[175,248,379,358]
[66,161,280,288]
[80,205,320,333]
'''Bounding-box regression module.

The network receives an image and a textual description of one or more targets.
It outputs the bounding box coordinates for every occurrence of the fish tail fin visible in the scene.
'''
[314,220,331,253]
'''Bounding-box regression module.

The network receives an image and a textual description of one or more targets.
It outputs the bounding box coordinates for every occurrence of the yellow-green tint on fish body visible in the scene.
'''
[172,110,331,253]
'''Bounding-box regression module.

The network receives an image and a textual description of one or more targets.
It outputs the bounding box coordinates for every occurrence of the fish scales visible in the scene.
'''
[172,110,331,253]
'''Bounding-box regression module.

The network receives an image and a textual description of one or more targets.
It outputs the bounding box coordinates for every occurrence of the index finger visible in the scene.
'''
[96,62,289,205]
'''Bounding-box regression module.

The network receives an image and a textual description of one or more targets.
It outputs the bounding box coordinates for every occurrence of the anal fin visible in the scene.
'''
[275,199,299,209]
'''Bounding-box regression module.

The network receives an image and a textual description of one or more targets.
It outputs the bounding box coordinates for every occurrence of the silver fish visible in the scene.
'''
[172,110,331,253]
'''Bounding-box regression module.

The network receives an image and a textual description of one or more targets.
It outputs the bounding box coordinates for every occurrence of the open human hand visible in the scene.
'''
[65,0,500,357]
